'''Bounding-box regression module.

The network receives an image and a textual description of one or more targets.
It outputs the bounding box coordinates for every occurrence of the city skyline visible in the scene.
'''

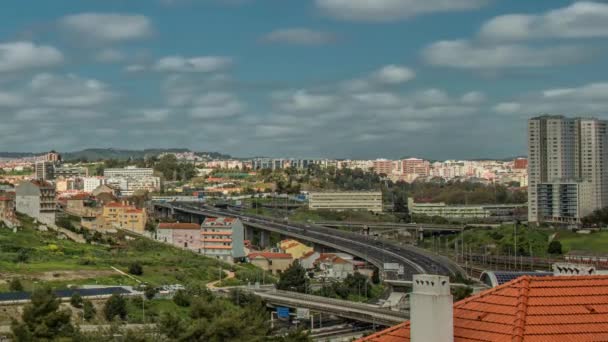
[1,1,608,159]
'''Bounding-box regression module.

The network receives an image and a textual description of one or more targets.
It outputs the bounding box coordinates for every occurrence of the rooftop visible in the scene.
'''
[248,252,293,260]
[359,275,608,342]
[158,222,200,230]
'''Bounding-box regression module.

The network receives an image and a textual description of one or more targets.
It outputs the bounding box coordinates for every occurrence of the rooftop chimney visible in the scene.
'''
[552,263,595,276]
[410,274,453,342]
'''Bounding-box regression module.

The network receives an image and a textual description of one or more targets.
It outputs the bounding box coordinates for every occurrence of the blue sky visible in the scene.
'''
[1,0,607,159]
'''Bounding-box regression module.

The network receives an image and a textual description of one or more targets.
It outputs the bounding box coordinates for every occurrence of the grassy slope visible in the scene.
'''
[0,214,251,291]
[555,230,608,254]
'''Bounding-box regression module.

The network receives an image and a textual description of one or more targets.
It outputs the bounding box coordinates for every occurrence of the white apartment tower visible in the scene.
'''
[528,115,608,224]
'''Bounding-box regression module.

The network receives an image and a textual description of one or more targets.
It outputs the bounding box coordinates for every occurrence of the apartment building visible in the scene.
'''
[54,166,88,178]
[309,191,383,212]
[0,194,17,226]
[34,161,55,181]
[536,181,594,224]
[101,202,146,233]
[104,167,154,178]
[372,159,394,175]
[155,222,201,250]
[15,180,56,225]
[84,177,106,193]
[528,115,608,224]
[200,217,245,263]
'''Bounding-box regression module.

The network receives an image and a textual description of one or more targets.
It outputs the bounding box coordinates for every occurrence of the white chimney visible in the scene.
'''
[552,263,595,276]
[410,274,453,342]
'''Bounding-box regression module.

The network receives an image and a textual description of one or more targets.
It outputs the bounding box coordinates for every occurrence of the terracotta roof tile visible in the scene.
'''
[158,222,200,230]
[248,252,293,260]
[358,275,608,342]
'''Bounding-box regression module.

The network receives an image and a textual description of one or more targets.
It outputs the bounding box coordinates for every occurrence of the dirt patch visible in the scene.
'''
[0,269,119,283]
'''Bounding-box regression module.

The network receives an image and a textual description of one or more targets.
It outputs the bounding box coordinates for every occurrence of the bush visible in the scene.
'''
[103,294,127,321]
[70,292,83,308]
[144,286,157,300]
[128,262,143,276]
[14,249,29,263]
[548,240,563,255]
[9,279,23,292]
[83,300,96,321]
[173,290,191,307]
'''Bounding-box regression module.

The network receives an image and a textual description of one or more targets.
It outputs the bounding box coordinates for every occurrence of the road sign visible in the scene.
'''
[296,308,310,320]
[384,263,400,271]
[277,307,290,319]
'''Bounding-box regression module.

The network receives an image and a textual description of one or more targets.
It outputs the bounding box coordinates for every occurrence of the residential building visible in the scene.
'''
[105,176,161,196]
[84,177,107,193]
[155,222,200,250]
[536,181,594,224]
[15,180,56,225]
[104,167,154,178]
[92,184,120,197]
[42,151,61,162]
[299,251,320,270]
[372,159,393,175]
[309,191,383,212]
[407,198,526,221]
[54,166,88,178]
[401,158,430,178]
[0,194,17,226]
[279,239,313,259]
[316,253,355,280]
[201,217,245,263]
[513,157,528,170]
[359,272,608,342]
[528,115,608,224]
[34,161,55,181]
[247,252,293,274]
[101,202,146,233]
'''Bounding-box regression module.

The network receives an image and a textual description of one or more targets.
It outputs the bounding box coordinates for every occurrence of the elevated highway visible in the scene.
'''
[314,221,464,232]
[153,202,465,280]
[250,289,408,326]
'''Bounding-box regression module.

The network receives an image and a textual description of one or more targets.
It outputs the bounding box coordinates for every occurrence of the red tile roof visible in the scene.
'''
[358,275,608,342]
[0,196,13,201]
[105,202,132,208]
[158,222,200,230]
[248,252,293,260]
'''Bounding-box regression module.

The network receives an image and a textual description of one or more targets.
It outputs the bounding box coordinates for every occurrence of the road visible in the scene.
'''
[157,202,465,280]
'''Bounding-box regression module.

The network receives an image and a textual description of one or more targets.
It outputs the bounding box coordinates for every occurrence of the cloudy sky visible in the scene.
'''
[1,0,607,159]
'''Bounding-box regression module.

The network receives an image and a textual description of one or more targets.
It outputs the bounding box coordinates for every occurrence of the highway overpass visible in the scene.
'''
[153,202,465,280]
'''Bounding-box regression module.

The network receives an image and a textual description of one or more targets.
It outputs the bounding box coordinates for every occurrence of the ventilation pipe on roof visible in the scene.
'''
[552,263,595,276]
[410,274,453,342]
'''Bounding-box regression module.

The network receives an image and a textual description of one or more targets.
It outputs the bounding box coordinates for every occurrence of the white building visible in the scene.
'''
[104,167,154,178]
[83,177,106,193]
[309,191,383,212]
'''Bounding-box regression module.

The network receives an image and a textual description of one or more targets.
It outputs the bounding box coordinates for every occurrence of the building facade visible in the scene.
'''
[104,167,154,178]
[15,180,56,225]
[528,115,608,224]
[408,198,526,221]
[101,202,146,233]
[34,161,55,181]
[0,195,17,226]
[200,217,245,262]
[536,181,594,224]
[308,191,383,212]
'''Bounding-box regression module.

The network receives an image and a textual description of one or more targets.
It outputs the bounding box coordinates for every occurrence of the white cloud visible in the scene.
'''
[261,28,336,45]
[189,92,243,118]
[423,40,588,69]
[461,91,486,104]
[128,108,171,122]
[315,0,488,21]
[60,13,153,43]
[0,42,63,72]
[154,56,233,72]
[96,48,125,63]
[0,92,24,107]
[480,1,608,41]
[125,64,146,72]
[373,65,416,84]
[493,102,522,114]
[28,73,116,107]
[542,82,608,100]
[413,88,450,105]
[276,90,338,112]
[352,92,403,107]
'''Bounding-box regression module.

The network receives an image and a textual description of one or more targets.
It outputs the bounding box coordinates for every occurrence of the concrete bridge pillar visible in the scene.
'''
[260,230,271,248]
[245,226,254,240]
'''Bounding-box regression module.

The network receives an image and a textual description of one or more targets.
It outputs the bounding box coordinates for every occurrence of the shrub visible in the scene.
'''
[128,262,143,276]
[103,294,127,321]
[9,279,23,292]
[70,293,83,308]
[173,290,191,307]
[83,300,96,321]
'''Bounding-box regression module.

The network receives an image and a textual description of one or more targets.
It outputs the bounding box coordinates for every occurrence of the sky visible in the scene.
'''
[1,0,608,159]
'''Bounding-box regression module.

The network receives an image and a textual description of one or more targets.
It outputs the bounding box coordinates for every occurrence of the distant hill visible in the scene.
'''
[0,148,232,161]
[62,148,232,161]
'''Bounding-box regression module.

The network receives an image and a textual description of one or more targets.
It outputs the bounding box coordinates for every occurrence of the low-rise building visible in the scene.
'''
[279,239,313,259]
[201,217,245,263]
[155,222,201,250]
[248,252,293,275]
[309,191,383,212]
[299,250,320,270]
[15,180,56,225]
[536,181,594,225]
[101,202,147,233]
[84,177,106,193]
[407,197,526,221]
[316,253,355,280]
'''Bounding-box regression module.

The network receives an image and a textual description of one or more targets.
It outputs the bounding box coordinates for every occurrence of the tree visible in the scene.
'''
[277,261,308,293]
[70,292,83,308]
[173,289,191,307]
[548,240,563,255]
[103,293,127,321]
[9,279,23,292]
[15,249,29,263]
[128,262,143,276]
[159,312,184,340]
[83,300,96,321]
[144,285,157,300]
[11,286,74,341]
[452,286,473,301]
[371,268,380,285]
